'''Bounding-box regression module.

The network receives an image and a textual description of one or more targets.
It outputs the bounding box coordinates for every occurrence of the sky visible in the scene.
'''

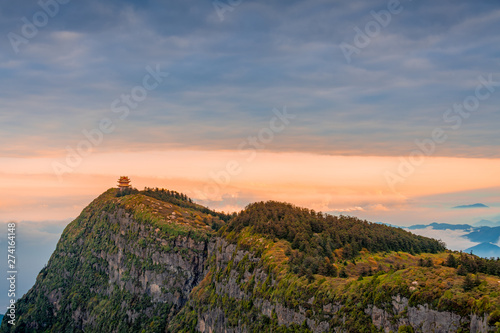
[1,0,500,308]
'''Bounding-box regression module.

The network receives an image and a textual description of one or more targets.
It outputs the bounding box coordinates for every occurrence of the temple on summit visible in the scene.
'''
[117,176,131,191]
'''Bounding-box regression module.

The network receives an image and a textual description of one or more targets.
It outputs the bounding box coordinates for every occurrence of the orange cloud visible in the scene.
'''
[1,151,500,223]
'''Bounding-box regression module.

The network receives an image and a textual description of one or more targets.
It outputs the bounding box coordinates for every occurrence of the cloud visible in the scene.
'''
[407,227,479,252]
[330,207,365,213]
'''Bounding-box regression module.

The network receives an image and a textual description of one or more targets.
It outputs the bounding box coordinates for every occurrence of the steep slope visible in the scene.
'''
[2,189,500,333]
[0,189,221,332]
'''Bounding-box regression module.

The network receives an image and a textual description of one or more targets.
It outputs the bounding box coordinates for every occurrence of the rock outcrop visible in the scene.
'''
[365,295,494,333]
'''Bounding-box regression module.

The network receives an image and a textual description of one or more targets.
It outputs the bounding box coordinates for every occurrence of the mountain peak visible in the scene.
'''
[80,187,228,241]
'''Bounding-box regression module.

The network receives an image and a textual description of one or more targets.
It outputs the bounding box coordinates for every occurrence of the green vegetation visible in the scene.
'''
[225,201,445,278]
[141,187,232,222]
[115,187,140,197]
[444,252,500,278]
[187,231,500,332]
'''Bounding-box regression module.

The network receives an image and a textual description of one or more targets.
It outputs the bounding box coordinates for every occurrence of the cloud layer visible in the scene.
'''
[1,0,500,158]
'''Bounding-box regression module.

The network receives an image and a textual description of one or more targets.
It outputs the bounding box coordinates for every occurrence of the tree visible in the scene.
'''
[445,254,457,268]
[398,325,415,333]
[457,264,467,276]
[425,258,433,267]
[463,274,475,291]
[319,258,337,277]
[474,274,482,288]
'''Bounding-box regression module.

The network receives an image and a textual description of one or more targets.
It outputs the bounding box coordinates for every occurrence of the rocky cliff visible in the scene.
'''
[189,238,498,333]
[1,189,499,333]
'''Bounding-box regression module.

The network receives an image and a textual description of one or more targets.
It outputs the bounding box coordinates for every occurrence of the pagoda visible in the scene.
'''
[117,176,131,191]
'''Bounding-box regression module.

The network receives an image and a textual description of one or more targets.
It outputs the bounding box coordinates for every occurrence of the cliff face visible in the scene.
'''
[1,189,499,333]
[104,208,211,308]
[194,238,336,333]
[365,296,493,333]
[190,238,497,333]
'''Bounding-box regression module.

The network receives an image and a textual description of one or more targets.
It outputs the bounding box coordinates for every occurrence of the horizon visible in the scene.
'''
[4,183,500,227]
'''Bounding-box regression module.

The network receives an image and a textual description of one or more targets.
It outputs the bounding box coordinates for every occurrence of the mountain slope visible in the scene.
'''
[0,189,220,332]
[2,189,500,333]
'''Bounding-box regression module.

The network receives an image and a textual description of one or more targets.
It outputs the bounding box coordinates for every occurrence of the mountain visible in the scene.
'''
[407,222,473,231]
[465,243,500,258]
[2,188,500,332]
[453,203,489,209]
[473,219,500,227]
[464,226,500,244]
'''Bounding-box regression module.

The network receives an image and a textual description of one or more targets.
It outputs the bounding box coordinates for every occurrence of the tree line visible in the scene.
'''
[445,252,500,277]
[226,201,446,277]
[141,187,233,222]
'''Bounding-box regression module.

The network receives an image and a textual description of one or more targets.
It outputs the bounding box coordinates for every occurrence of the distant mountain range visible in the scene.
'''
[406,222,500,258]
[407,222,473,231]
[472,219,500,227]
[465,226,500,243]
